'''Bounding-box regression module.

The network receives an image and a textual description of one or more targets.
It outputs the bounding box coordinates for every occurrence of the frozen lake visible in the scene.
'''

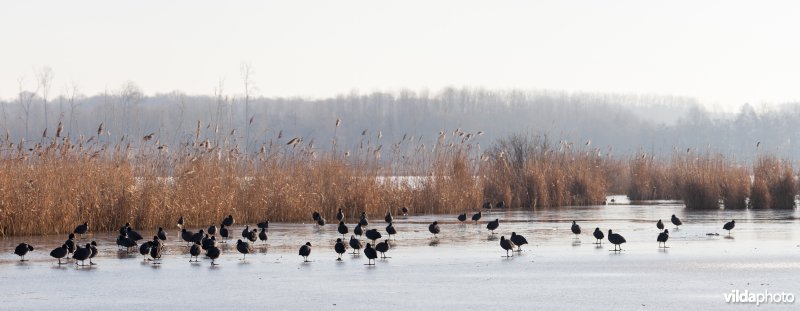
[2,203,800,310]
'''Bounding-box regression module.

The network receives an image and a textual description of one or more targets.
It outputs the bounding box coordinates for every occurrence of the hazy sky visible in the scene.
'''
[2,1,799,110]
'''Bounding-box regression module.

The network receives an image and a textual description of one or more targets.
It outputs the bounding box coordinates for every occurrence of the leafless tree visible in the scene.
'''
[119,81,143,136]
[17,76,38,139]
[36,67,54,129]
[241,62,257,153]
[67,82,81,137]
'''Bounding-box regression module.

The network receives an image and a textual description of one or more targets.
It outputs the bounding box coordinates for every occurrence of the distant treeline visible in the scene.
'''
[1,86,799,161]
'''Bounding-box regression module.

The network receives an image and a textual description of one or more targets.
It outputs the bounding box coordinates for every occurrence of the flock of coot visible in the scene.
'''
[10,204,738,266]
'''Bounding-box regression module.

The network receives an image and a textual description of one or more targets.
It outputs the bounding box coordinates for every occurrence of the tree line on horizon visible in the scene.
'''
[1,85,797,162]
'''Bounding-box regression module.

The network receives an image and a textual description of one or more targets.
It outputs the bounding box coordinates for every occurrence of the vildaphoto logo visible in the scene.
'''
[724,290,795,306]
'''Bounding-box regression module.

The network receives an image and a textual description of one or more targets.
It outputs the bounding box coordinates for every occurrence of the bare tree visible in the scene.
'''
[36,67,54,129]
[241,62,257,153]
[213,78,228,145]
[119,81,143,136]
[17,76,38,139]
[67,82,81,137]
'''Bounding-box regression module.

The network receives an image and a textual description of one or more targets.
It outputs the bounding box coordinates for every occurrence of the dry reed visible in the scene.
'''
[0,128,796,237]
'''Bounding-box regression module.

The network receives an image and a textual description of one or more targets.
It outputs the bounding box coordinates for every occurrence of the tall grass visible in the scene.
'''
[751,156,796,209]
[0,129,797,237]
[480,135,609,209]
[671,152,751,210]
[628,153,674,200]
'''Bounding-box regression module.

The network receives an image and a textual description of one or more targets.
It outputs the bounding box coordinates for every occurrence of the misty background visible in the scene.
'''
[1,81,797,163]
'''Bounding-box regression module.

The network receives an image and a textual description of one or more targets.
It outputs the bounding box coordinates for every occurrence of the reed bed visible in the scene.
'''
[628,153,675,201]
[479,135,610,209]
[670,152,751,210]
[0,128,797,237]
[750,156,796,209]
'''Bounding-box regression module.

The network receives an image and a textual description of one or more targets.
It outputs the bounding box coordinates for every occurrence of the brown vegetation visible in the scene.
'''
[0,130,797,237]
[750,156,796,209]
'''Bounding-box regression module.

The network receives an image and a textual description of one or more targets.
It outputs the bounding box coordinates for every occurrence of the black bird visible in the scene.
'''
[257,220,269,230]
[181,229,194,245]
[401,207,409,216]
[510,232,528,252]
[139,241,152,261]
[593,227,604,244]
[201,234,211,250]
[258,228,268,244]
[483,201,492,211]
[219,224,229,242]
[365,229,382,244]
[496,200,505,209]
[202,235,216,251]
[428,221,441,238]
[312,211,321,222]
[299,242,312,262]
[73,244,91,266]
[207,245,221,266]
[150,236,163,264]
[247,229,258,243]
[571,221,582,238]
[65,233,76,255]
[119,222,130,235]
[384,211,393,224]
[207,224,217,236]
[189,242,201,262]
[316,216,326,227]
[608,230,626,252]
[191,229,205,244]
[207,236,217,249]
[500,236,514,257]
[222,214,235,227]
[116,233,126,251]
[334,238,347,261]
[242,225,251,239]
[375,240,390,258]
[486,219,499,234]
[236,239,253,260]
[457,213,467,222]
[336,208,345,222]
[655,220,664,231]
[89,241,98,265]
[354,223,364,238]
[657,229,669,248]
[337,221,349,238]
[50,244,68,264]
[359,212,369,227]
[349,235,362,254]
[472,211,482,223]
[723,220,736,235]
[126,227,144,241]
[386,223,397,240]
[671,214,682,229]
[74,221,89,237]
[177,216,185,229]
[364,243,378,265]
[117,233,137,252]
[157,227,167,241]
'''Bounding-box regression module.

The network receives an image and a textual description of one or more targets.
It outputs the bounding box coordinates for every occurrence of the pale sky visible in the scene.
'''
[2,1,799,111]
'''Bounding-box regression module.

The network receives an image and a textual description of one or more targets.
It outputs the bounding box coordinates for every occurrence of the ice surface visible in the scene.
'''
[1,204,799,310]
